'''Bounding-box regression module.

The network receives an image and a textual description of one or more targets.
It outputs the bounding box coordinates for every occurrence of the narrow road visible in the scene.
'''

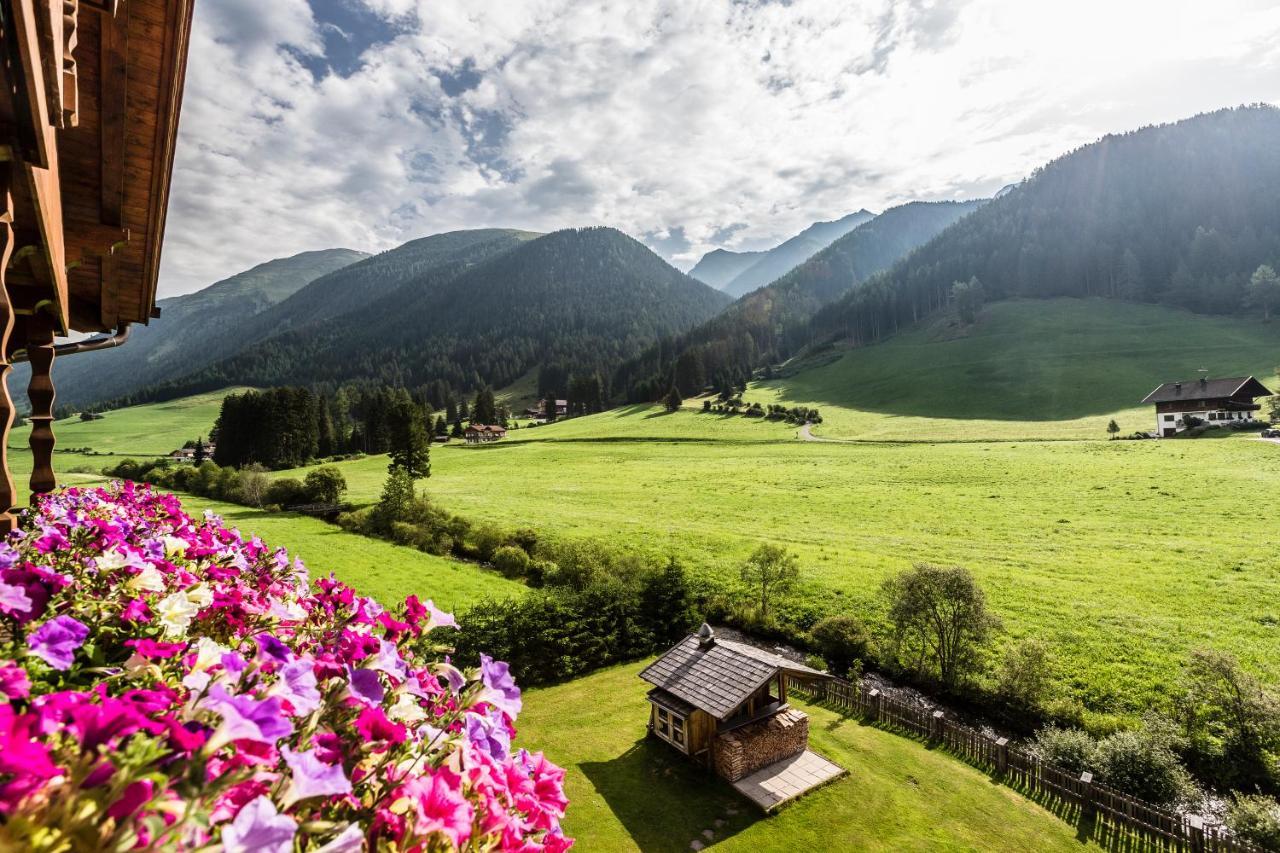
[797,422,846,443]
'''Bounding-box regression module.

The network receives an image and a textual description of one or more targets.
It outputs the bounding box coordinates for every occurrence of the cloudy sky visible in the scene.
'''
[158,0,1280,296]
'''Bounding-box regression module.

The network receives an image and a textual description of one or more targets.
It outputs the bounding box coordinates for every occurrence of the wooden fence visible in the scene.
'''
[788,676,1266,853]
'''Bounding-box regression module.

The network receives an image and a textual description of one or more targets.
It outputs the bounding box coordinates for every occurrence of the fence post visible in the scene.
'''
[868,688,881,722]
[1078,771,1094,822]
[995,736,1009,775]
[931,710,945,743]
[1189,822,1205,853]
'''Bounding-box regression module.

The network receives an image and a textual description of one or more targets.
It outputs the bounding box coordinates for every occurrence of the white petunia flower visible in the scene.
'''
[185,583,213,609]
[156,591,200,638]
[162,535,189,557]
[387,692,428,724]
[127,564,166,594]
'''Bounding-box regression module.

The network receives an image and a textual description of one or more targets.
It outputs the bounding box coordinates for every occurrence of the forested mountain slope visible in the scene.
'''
[809,105,1280,348]
[618,200,983,399]
[719,209,875,298]
[687,248,765,290]
[123,227,731,402]
[37,249,367,409]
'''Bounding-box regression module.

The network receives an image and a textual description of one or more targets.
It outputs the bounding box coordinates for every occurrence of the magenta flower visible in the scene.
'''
[199,684,293,748]
[124,638,186,659]
[28,615,89,670]
[281,745,352,807]
[403,769,473,847]
[0,661,30,699]
[221,796,296,853]
[480,654,522,719]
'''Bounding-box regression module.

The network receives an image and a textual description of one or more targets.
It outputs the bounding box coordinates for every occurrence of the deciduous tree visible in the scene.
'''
[740,543,800,620]
[882,563,999,688]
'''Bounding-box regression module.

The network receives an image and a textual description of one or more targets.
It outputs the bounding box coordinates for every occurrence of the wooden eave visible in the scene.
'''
[2,0,195,335]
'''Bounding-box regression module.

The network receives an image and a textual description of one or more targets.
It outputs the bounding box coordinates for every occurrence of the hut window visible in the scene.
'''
[672,716,685,746]
[657,708,670,736]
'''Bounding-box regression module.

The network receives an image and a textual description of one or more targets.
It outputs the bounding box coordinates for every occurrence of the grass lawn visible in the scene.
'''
[520,661,1103,852]
[10,387,239,456]
[172,496,526,613]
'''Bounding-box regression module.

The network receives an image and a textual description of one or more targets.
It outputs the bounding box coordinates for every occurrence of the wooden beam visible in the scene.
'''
[21,156,69,331]
[98,1,125,226]
[0,166,19,531]
[6,0,57,167]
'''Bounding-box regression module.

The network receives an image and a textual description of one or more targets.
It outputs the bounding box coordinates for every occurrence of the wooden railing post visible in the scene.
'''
[26,311,57,499]
[0,167,18,533]
[931,709,945,743]
[1079,771,1095,820]
[868,688,882,722]
[995,736,1009,775]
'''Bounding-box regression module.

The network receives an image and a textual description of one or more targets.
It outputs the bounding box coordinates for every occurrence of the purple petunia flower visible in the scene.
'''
[281,745,352,807]
[28,615,89,670]
[465,708,511,760]
[312,824,365,853]
[345,665,384,707]
[272,658,321,716]
[199,684,293,749]
[0,580,31,617]
[221,796,296,853]
[255,633,292,663]
[367,639,408,681]
[479,654,522,719]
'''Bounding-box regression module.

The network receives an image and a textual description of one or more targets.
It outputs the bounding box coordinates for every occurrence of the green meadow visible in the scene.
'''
[12,298,1280,722]
[520,661,1102,852]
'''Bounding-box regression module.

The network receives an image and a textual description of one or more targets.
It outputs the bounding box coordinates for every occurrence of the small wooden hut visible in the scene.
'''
[639,624,831,782]
[0,0,194,528]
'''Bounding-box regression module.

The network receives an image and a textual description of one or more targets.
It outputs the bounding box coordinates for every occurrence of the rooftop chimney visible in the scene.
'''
[1200,376,1208,387]
[697,623,715,648]
[1174,382,1182,394]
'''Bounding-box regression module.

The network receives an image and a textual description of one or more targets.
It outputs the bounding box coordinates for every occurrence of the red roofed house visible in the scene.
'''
[464,424,507,444]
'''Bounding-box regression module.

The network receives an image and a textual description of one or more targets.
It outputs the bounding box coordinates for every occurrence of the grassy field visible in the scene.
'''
[179,496,525,612]
[15,298,1280,720]
[757,298,1280,441]
[520,660,1103,852]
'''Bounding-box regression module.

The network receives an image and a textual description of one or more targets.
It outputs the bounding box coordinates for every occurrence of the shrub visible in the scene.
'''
[493,544,531,578]
[469,524,507,563]
[1225,794,1280,850]
[996,637,1054,710]
[810,614,871,677]
[1032,726,1100,775]
[1095,727,1195,806]
[302,465,347,504]
[264,477,307,508]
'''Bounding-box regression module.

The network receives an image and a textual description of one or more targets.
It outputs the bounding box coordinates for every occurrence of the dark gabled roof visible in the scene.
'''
[647,687,697,717]
[1141,376,1273,405]
[639,633,828,720]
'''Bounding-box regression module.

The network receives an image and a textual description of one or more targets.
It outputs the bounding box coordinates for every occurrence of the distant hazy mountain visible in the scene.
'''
[617,200,982,399]
[810,104,1280,348]
[718,209,876,298]
[40,248,368,409]
[687,248,765,290]
[120,227,732,404]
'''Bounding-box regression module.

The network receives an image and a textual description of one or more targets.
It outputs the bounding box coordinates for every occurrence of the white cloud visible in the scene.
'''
[158,0,1280,294]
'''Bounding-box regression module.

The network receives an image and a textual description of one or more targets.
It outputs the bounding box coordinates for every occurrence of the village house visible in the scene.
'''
[464,424,507,444]
[1141,375,1272,437]
[639,625,845,811]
